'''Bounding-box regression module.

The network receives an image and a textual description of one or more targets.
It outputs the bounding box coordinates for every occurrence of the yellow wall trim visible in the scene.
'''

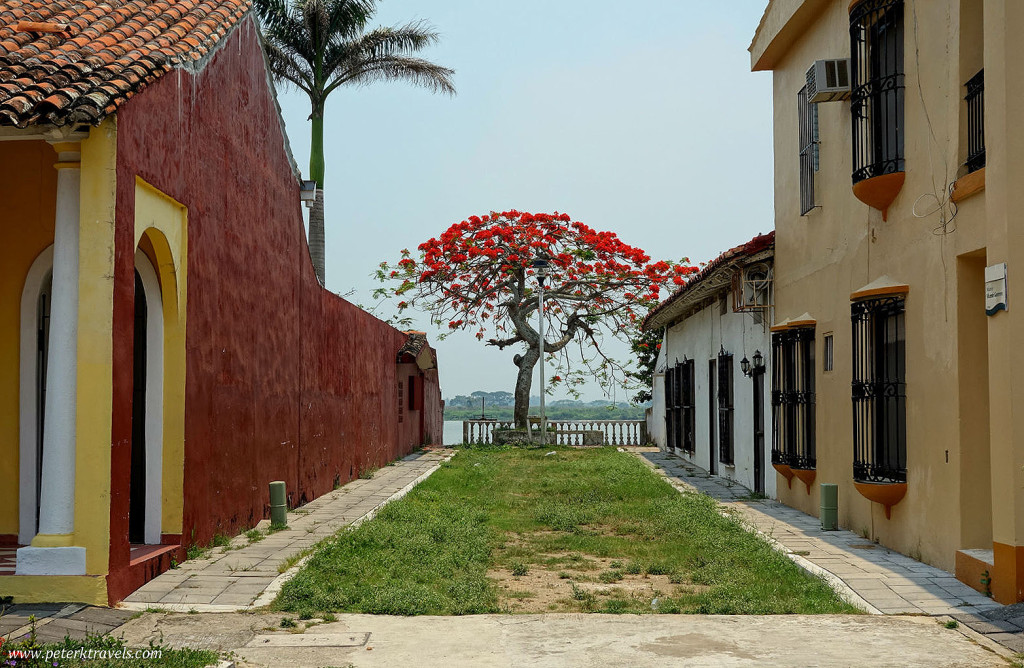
[74,117,118,575]
[0,575,107,606]
[134,178,188,536]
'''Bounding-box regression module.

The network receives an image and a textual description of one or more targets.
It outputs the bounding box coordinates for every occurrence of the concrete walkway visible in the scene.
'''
[113,611,1007,668]
[0,603,134,644]
[120,448,453,613]
[631,450,1024,645]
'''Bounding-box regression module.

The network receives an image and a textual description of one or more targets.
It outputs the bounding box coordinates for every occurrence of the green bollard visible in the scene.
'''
[269,481,288,529]
[820,483,838,531]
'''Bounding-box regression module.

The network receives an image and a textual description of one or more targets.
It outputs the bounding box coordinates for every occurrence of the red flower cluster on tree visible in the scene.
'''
[377,210,697,426]
[385,210,696,333]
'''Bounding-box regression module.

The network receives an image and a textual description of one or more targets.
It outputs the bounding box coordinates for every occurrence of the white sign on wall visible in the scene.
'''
[986,263,1008,316]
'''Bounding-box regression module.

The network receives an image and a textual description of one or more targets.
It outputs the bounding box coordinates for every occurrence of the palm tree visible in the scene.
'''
[254,0,456,284]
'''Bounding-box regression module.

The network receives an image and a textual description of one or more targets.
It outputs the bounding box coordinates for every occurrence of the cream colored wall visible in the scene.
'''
[760,0,999,572]
[983,0,1024,571]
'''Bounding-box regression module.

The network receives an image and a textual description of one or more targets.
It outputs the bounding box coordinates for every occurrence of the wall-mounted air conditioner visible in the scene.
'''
[732,263,773,313]
[806,59,851,103]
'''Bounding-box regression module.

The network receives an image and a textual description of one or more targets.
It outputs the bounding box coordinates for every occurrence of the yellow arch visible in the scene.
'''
[134,180,188,537]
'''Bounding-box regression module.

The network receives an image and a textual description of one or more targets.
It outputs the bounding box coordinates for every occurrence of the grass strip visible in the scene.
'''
[274,446,858,616]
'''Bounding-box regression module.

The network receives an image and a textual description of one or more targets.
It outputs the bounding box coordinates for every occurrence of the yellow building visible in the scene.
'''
[750,0,1024,603]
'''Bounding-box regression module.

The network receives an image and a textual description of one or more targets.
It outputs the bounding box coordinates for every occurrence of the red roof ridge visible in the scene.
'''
[642,230,774,330]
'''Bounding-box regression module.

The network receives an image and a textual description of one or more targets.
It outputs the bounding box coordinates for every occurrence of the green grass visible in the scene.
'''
[274,447,858,617]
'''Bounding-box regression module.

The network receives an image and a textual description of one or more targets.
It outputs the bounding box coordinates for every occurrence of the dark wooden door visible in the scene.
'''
[707,360,717,475]
[129,271,147,545]
[753,369,765,495]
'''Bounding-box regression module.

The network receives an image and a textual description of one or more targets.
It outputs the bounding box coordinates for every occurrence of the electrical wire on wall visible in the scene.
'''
[910,0,959,238]
[909,0,958,324]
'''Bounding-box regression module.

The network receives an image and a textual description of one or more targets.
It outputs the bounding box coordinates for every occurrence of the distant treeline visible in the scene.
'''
[444,405,648,421]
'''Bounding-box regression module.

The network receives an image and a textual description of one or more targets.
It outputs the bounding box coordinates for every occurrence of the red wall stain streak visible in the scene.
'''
[105,17,442,602]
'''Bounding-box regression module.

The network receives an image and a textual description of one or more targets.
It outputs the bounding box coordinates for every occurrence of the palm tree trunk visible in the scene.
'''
[513,346,539,429]
[308,113,326,284]
[308,189,326,284]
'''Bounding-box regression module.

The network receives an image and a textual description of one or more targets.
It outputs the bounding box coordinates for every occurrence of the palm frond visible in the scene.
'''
[351,22,442,59]
[262,39,314,94]
[327,55,456,96]
[326,0,374,41]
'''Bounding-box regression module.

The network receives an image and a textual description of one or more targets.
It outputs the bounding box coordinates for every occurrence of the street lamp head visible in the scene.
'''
[532,252,550,286]
[741,356,751,377]
[752,349,764,371]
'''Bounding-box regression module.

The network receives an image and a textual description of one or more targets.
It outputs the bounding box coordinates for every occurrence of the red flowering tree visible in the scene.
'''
[376,211,696,428]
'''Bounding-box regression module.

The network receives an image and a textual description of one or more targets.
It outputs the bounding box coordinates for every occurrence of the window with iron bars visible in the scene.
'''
[664,361,695,453]
[771,328,816,470]
[681,360,695,453]
[664,366,679,452]
[850,0,905,184]
[798,85,820,215]
[851,296,906,483]
[965,68,985,173]
[717,351,734,465]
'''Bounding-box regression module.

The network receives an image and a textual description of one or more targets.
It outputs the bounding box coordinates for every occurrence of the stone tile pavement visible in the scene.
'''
[119,448,453,613]
[630,449,1024,651]
[0,602,134,644]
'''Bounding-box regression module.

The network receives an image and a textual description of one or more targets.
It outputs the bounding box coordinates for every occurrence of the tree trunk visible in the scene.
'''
[308,189,326,285]
[308,113,326,285]
[513,345,539,428]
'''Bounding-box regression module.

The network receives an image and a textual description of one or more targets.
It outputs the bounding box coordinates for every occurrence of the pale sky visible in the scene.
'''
[274,0,774,402]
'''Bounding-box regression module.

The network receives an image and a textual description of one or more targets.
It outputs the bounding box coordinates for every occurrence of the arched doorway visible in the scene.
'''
[18,246,53,545]
[131,249,164,546]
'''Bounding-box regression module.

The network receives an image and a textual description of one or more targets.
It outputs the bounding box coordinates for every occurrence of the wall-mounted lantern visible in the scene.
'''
[742,350,765,377]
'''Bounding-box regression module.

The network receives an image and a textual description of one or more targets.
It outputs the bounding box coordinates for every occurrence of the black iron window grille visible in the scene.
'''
[717,351,734,464]
[664,364,679,451]
[823,333,834,372]
[771,328,816,470]
[681,360,696,453]
[851,296,906,483]
[850,0,905,184]
[965,68,985,173]
[707,360,717,461]
[798,85,820,215]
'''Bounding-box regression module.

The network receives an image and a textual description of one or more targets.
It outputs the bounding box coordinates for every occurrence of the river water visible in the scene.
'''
[442,420,465,446]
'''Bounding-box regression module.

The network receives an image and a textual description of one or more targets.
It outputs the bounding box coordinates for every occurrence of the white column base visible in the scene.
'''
[14,546,86,575]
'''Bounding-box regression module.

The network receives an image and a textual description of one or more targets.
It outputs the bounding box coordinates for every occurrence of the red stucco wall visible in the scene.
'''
[106,16,442,602]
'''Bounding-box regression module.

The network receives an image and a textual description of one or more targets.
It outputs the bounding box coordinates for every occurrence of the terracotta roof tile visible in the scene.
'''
[0,0,250,127]
[642,231,775,331]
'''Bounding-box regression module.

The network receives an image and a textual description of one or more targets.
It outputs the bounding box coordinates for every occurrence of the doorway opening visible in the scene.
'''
[753,369,766,495]
[129,249,165,547]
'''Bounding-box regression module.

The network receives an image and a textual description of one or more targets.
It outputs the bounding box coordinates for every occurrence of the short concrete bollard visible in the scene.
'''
[820,483,838,531]
[269,480,288,528]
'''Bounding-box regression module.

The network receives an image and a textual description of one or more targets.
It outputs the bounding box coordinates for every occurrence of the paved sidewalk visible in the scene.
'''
[631,451,1004,616]
[120,448,453,613]
[0,603,134,644]
[114,611,1008,668]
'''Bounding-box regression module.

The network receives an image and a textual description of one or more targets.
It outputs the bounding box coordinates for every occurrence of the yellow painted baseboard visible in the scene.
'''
[0,575,107,606]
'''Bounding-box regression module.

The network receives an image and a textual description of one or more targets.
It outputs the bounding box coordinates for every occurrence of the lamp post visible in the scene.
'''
[532,253,550,445]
